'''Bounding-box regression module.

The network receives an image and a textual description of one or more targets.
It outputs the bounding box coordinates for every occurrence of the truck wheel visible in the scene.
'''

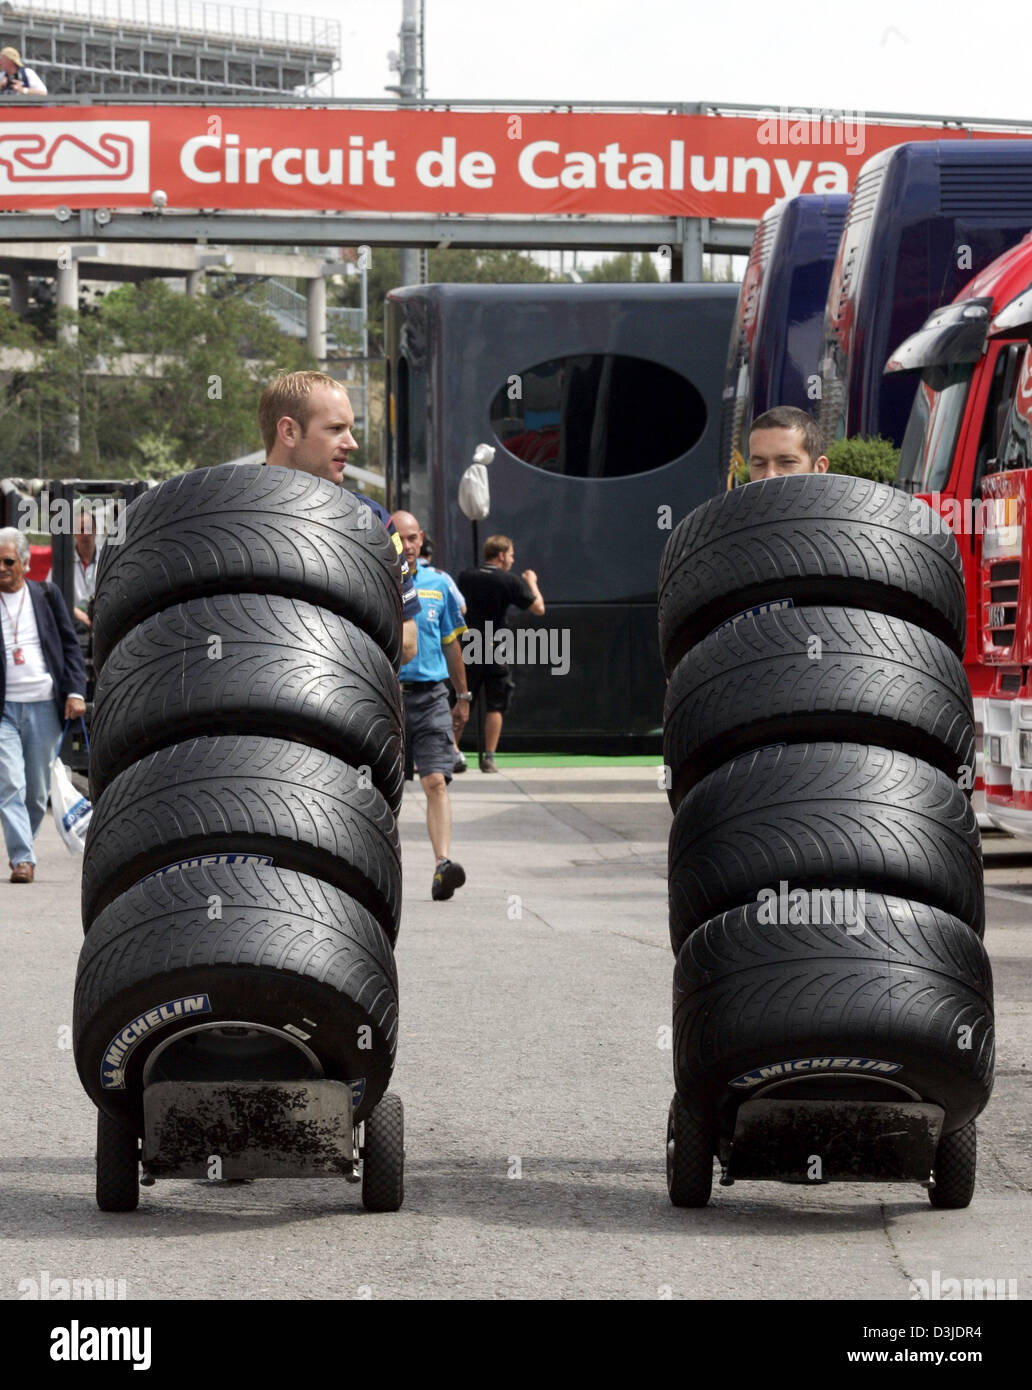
[673,895,994,1131]
[666,1093,713,1207]
[669,743,983,951]
[82,735,401,941]
[92,464,403,670]
[88,595,403,812]
[663,606,974,808]
[658,474,965,672]
[74,862,398,1131]
[362,1092,404,1212]
[929,1121,977,1209]
[96,1109,140,1212]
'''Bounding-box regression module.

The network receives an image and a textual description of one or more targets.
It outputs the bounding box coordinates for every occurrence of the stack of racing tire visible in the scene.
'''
[72,464,406,1212]
[658,474,994,1209]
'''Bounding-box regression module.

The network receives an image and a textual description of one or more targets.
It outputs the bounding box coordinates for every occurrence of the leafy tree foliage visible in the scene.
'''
[1,281,315,479]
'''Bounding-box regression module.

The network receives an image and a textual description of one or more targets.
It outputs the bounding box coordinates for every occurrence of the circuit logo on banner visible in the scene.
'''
[0,121,149,194]
[0,108,1023,217]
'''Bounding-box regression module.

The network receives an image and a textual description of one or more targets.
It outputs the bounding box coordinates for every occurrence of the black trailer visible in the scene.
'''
[384,282,738,748]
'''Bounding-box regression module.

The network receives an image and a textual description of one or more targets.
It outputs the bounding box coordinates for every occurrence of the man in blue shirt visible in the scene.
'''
[259,371,421,658]
[392,509,471,901]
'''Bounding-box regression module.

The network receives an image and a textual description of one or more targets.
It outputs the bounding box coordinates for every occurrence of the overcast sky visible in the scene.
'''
[298,0,1031,123]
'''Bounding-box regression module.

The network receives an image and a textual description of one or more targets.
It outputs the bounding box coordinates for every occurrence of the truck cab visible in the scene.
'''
[720,193,848,479]
[888,234,1032,821]
[975,335,1032,833]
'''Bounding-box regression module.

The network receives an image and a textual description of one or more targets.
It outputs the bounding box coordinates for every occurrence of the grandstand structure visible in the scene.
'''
[0,0,339,96]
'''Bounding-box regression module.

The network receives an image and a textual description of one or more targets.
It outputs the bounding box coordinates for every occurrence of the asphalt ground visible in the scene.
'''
[1,766,1029,1302]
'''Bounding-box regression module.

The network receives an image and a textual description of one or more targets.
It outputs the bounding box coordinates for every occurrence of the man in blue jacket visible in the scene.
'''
[0,528,86,882]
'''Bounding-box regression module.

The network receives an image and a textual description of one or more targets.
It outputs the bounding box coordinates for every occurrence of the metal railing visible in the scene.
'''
[5,0,340,50]
[242,278,365,347]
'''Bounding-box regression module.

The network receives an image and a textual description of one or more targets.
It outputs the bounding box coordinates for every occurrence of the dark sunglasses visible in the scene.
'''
[0,557,19,567]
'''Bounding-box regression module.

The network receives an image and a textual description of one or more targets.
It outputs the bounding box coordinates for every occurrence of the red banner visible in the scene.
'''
[0,107,1026,217]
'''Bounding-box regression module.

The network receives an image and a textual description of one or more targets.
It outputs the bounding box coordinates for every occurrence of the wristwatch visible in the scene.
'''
[456,692,473,702]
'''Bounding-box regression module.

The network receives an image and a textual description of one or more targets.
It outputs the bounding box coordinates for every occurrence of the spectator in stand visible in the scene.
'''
[458,534,545,774]
[45,507,101,630]
[748,406,829,481]
[0,47,47,96]
[0,528,86,884]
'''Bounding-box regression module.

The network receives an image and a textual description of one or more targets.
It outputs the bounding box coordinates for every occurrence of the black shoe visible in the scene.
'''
[432,858,465,901]
[481,754,498,773]
[453,750,467,773]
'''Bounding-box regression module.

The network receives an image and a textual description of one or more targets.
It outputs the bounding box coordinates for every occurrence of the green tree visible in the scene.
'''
[2,281,316,480]
[583,252,660,282]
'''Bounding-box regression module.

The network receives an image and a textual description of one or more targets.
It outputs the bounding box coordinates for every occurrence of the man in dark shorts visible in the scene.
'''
[392,509,471,901]
[458,534,545,773]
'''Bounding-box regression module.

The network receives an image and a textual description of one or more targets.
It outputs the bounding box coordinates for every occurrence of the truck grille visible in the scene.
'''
[988,559,1020,648]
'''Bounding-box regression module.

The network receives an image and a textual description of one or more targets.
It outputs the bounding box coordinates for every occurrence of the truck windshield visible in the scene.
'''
[896,363,974,494]
[995,345,1032,474]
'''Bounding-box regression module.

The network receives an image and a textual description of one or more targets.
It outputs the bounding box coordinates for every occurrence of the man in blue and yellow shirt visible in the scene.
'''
[392,509,470,902]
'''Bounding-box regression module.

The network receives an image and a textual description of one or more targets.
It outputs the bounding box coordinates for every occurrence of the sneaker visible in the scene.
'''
[10,862,34,883]
[480,754,498,773]
[432,857,466,901]
[453,750,467,773]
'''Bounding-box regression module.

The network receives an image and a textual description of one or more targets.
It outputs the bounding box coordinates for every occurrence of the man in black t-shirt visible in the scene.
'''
[458,534,545,773]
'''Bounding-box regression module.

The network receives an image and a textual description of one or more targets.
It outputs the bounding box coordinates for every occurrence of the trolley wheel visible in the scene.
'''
[95,1110,140,1212]
[361,1092,404,1212]
[666,1093,713,1208]
[929,1120,977,1209]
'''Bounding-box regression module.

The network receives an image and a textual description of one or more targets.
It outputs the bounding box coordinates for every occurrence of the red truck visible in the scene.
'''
[889,233,1032,824]
[974,336,1032,833]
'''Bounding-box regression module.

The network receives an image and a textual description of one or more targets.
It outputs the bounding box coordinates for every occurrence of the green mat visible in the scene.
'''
[475,753,659,767]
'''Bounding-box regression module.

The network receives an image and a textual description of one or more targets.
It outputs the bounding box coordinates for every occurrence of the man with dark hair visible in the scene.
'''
[260,370,419,662]
[748,406,829,481]
[458,534,545,774]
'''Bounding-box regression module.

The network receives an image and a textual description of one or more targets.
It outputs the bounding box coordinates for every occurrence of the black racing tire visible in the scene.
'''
[362,1091,405,1212]
[657,474,965,673]
[663,606,974,808]
[92,464,403,670]
[82,735,401,941]
[673,895,994,1131]
[88,595,403,812]
[95,1109,140,1212]
[666,1093,714,1208]
[668,743,983,952]
[929,1120,977,1208]
[73,862,398,1132]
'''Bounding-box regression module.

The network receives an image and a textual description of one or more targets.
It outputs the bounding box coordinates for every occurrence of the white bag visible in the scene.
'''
[51,757,91,854]
[458,463,491,521]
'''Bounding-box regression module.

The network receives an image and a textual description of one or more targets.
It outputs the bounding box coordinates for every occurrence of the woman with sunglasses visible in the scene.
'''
[0,528,86,883]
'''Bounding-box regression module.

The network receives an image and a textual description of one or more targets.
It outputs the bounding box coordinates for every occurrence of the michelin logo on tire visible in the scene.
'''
[100,994,212,1089]
[729,1056,903,1090]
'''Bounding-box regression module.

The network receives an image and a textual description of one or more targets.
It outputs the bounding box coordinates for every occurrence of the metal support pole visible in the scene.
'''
[394,0,424,289]
[470,517,485,768]
[8,271,29,316]
[680,218,705,282]
[360,257,369,440]
[306,276,327,361]
[56,258,79,343]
